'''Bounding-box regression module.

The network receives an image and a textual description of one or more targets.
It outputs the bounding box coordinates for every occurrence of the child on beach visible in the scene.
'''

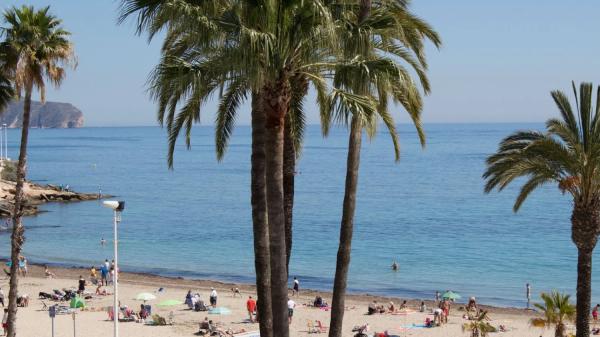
[246,296,256,323]
[292,277,299,296]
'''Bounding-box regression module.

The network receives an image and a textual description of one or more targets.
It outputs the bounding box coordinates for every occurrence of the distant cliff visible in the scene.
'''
[0,100,84,128]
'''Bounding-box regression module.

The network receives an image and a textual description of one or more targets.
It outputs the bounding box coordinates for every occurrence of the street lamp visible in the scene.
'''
[102,200,125,337]
[2,124,7,160]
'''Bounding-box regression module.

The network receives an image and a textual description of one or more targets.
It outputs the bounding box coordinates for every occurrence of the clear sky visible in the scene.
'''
[2,0,600,126]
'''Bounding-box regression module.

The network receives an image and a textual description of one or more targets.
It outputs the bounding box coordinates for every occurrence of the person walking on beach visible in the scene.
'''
[287,298,296,324]
[100,263,108,286]
[210,288,218,307]
[435,290,440,304]
[526,283,531,309]
[593,304,600,324]
[292,277,299,296]
[246,296,256,323]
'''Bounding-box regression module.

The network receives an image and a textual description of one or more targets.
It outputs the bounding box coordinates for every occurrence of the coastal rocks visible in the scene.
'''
[0,179,110,217]
[0,100,84,128]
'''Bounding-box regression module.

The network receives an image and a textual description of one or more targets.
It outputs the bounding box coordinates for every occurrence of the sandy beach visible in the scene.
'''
[1,265,567,337]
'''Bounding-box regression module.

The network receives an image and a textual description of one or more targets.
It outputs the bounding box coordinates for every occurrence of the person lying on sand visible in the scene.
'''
[96,285,107,296]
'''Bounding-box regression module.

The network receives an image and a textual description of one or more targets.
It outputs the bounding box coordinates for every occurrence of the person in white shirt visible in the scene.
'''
[287,298,296,324]
[210,288,218,307]
[292,277,299,296]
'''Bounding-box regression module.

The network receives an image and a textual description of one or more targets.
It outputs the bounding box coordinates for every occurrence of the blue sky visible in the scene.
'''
[2,1,600,126]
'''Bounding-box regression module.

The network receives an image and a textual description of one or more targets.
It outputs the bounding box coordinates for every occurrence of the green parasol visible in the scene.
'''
[442,291,461,300]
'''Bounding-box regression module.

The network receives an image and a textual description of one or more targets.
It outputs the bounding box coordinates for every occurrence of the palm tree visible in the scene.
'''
[530,291,576,337]
[119,1,341,335]
[0,5,75,337]
[462,311,496,337]
[325,2,440,336]
[484,82,600,337]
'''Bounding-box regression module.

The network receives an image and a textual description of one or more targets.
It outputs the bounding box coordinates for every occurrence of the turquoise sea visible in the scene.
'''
[0,124,592,308]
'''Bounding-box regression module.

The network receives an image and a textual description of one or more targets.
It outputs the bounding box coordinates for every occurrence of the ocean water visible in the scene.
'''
[0,124,592,308]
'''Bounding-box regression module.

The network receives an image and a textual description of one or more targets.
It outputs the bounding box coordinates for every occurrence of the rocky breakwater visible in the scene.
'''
[0,179,110,217]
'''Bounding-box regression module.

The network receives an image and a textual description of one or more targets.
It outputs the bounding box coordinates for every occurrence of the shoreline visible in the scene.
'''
[17,262,532,316]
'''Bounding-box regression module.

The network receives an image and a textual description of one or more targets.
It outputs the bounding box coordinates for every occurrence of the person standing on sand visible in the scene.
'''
[0,288,4,307]
[210,288,218,307]
[593,304,599,323]
[526,283,531,309]
[435,290,440,304]
[287,298,296,324]
[246,296,256,323]
[292,277,299,296]
[100,264,108,286]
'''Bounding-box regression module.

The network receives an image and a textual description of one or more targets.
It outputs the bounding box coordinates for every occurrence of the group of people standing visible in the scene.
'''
[90,259,115,286]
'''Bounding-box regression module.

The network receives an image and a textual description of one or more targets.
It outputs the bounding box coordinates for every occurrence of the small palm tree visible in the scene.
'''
[484,82,600,337]
[530,291,576,337]
[0,6,75,337]
[462,311,496,337]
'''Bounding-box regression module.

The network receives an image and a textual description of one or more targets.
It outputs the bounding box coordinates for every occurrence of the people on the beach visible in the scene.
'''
[18,256,27,276]
[387,301,396,313]
[593,304,599,323]
[0,288,4,307]
[210,288,218,307]
[314,295,325,308]
[96,284,107,296]
[100,263,108,286]
[44,265,56,278]
[435,290,440,304]
[292,277,299,296]
[231,287,241,297]
[287,298,296,324]
[246,296,256,323]
[440,299,450,323]
[467,297,478,314]
[399,300,407,310]
[420,301,426,312]
[78,275,86,294]
[368,300,385,315]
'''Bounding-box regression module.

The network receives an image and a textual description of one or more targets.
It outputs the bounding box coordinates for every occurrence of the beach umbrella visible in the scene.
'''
[442,291,461,300]
[157,299,182,307]
[70,297,85,309]
[135,292,156,302]
[208,307,231,315]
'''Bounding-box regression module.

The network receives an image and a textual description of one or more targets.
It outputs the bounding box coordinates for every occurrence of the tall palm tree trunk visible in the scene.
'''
[571,201,600,337]
[556,322,567,337]
[263,75,291,337]
[251,92,273,337]
[283,114,295,275]
[328,117,362,337]
[6,87,33,337]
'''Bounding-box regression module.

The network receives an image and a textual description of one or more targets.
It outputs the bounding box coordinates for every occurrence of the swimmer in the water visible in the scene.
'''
[391,260,399,271]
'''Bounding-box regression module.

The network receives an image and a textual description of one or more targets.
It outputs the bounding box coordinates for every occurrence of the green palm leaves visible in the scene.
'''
[530,291,575,337]
[484,82,600,211]
[0,5,75,102]
[0,74,13,111]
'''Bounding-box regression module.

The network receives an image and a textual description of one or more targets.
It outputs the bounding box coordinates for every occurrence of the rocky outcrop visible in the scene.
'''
[0,179,111,217]
[0,100,84,128]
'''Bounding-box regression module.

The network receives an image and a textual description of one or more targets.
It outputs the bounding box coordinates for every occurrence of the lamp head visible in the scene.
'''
[102,200,125,211]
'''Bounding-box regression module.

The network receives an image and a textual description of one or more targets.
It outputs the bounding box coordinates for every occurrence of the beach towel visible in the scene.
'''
[233,331,260,337]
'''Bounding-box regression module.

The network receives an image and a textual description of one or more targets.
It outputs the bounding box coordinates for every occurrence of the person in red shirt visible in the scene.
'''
[246,296,257,323]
